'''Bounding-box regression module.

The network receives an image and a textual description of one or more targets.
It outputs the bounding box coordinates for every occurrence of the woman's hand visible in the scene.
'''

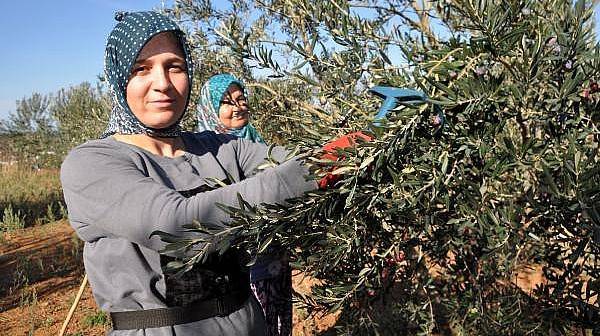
[319,131,373,189]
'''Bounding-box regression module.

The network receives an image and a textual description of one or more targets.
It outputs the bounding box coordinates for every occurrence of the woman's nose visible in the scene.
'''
[152,68,172,91]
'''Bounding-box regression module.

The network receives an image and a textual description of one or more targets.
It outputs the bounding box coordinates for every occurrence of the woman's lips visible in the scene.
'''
[149,99,175,108]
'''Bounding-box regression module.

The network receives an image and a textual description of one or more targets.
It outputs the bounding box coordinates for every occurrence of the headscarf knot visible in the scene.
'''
[114,11,129,21]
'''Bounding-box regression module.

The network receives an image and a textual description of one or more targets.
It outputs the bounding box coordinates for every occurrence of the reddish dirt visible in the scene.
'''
[0,220,106,335]
[0,221,334,335]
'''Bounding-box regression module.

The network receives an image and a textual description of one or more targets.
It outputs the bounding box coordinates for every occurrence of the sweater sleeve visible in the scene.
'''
[60,143,316,252]
[231,137,294,178]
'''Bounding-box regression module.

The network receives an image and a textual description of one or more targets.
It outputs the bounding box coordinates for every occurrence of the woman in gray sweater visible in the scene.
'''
[60,11,316,335]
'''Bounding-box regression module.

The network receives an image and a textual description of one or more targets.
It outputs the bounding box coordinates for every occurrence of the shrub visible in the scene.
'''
[0,165,65,228]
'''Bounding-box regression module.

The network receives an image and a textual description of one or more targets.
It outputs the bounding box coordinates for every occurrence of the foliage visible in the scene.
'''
[82,310,109,327]
[0,93,53,134]
[158,0,600,334]
[1,204,25,233]
[51,82,111,159]
[0,93,57,168]
[0,165,65,228]
[0,82,111,168]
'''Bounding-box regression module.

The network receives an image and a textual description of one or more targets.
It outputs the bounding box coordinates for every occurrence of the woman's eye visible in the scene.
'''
[131,66,149,75]
[169,64,186,72]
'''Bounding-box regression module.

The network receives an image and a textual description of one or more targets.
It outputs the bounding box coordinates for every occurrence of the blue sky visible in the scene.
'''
[0,2,599,120]
[0,0,172,120]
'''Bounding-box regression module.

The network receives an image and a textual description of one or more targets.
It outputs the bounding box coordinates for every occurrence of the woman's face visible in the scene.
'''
[218,84,250,129]
[126,32,189,129]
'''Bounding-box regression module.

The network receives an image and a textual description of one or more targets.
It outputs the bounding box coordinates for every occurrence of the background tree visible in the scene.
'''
[0,93,56,168]
[0,82,111,168]
[1,93,53,135]
[158,0,600,335]
[51,82,111,161]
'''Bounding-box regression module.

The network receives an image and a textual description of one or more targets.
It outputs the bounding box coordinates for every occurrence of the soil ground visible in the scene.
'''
[0,221,334,335]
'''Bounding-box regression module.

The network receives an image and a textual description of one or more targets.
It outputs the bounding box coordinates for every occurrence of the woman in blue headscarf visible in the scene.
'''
[197,74,293,336]
[60,11,318,335]
[197,74,265,143]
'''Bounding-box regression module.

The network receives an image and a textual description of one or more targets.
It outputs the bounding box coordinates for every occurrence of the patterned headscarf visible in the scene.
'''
[102,11,194,138]
[197,74,265,143]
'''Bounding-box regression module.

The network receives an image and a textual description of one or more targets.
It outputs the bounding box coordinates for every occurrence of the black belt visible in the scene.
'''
[110,288,250,330]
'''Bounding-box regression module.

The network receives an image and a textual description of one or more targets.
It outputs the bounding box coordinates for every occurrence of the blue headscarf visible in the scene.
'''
[197,74,265,143]
[102,11,194,138]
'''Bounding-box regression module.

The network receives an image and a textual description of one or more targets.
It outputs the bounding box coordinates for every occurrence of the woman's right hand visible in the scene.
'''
[319,131,373,189]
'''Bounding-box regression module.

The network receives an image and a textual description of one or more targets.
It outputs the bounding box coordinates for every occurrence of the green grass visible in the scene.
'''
[82,310,109,327]
[1,204,25,232]
[0,165,65,229]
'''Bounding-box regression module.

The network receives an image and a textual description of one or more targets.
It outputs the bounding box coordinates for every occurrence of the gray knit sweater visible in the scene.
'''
[60,131,316,335]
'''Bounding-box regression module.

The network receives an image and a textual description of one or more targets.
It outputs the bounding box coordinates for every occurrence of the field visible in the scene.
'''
[0,165,65,231]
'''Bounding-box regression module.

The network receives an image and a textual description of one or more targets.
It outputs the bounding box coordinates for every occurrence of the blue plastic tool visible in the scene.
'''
[369,86,427,122]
